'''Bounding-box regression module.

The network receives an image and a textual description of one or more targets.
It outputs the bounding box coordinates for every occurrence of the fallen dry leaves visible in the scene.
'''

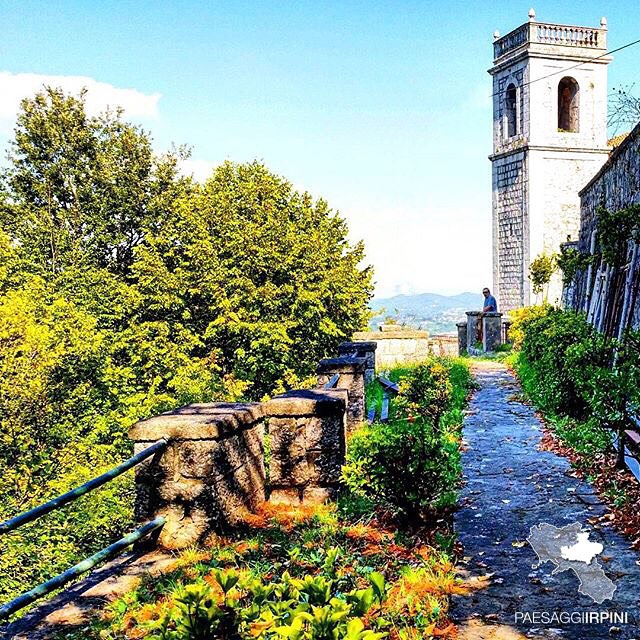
[539,425,640,549]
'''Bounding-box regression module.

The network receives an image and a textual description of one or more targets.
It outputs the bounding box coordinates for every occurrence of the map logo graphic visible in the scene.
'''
[527,522,616,604]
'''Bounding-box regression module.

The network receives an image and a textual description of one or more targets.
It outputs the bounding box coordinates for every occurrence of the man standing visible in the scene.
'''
[482,288,497,313]
[477,288,498,343]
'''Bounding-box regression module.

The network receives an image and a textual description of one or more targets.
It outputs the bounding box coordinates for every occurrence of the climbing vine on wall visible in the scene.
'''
[596,203,640,267]
[556,245,594,288]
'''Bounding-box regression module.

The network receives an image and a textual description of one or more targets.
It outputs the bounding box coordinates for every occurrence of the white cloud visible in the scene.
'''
[180,158,218,182]
[0,71,161,132]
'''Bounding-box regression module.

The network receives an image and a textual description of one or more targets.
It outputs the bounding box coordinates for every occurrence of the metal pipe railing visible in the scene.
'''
[323,373,340,389]
[0,517,166,619]
[0,439,167,534]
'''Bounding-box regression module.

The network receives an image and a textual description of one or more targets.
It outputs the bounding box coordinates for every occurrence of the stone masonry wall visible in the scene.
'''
[316,357,365,436]
[352,330,430,368]
[130,403,266,549]
[266,389,348,505]
[493,152,527,312]
[130,367,354,548]
[570,123,640,330]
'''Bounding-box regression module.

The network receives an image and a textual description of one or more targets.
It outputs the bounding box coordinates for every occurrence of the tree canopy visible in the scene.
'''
[0,86,373,602]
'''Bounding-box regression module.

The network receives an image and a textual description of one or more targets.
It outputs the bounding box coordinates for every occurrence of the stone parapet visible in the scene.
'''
[317,357,366,435]
[482,312,503,352]
[130,403,266,549]
[338,341,377,382]
[466,311,481,350]
[265,389,348,505]
[456,321,468,356]
[351,329,430,368]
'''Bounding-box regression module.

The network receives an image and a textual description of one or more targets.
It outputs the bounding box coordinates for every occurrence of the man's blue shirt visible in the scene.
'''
[484,295,497,312]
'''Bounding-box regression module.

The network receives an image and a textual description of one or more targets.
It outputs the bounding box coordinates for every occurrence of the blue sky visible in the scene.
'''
[0,1,638,297]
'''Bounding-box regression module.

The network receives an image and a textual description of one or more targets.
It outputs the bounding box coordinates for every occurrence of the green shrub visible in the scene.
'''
[547,415,612,461]
[518,308,600,418]
[395,361,452,427]
[345,357,472,523]
[511,306,640,465]
[343,419,461,522]
[508,304,551,350]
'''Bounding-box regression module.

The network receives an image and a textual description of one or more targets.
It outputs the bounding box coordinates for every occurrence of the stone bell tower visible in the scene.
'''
[489,9,611,311]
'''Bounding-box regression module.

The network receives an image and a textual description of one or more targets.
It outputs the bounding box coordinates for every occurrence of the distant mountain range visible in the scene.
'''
[369,292,482,334]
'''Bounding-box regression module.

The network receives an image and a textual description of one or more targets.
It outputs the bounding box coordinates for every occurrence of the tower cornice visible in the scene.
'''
[489,48,612,76]
[489,144,611,162]
[493,19,607,64]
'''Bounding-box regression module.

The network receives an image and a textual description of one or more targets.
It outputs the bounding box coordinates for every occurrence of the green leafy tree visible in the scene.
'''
[528,253,557,301]
[1,86,188,281]
[135,160,373,397]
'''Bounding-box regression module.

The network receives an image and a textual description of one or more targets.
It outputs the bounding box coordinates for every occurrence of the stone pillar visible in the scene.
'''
[456,321,468,356]
[502,318,513,344]
[466,311,481,350]
[317,357,366,435]
[266,389,348,505]
[482,312,503,352]
[129,403,265,549]
[338,341,377,382]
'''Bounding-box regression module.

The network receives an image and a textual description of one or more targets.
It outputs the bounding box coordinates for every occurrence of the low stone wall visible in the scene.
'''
[461,311,504,354]
[129,403,266,549]
[129,353,367,548]
[266,388,348,505]
[429,334,459,357]
[352,329,430,368]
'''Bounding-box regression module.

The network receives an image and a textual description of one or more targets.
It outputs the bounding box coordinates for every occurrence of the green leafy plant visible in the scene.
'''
[528,253,557,301]
[556,245,594,288]
[344,358,472,523]
[596,203,640,267]
[154,569,388,640]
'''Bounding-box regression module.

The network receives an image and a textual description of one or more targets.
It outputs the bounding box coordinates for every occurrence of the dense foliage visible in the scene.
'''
[556,245,593,289]
[0,87,372,605]
[56,503,461,640]
[343,359,473,523]
[510,306,640,460]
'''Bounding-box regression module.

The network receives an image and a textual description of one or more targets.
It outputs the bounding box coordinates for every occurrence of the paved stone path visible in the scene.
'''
[451,361,640,640]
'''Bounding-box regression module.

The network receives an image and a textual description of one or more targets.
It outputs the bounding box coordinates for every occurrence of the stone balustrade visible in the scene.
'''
[494,19,606,60]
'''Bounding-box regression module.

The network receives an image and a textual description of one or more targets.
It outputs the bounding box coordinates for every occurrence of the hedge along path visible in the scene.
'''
[451,361,640,640]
